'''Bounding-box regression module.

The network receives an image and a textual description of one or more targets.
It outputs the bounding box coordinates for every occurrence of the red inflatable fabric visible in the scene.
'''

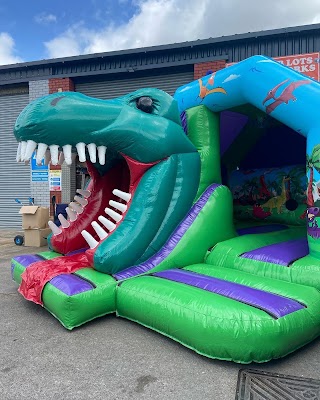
[19,253,91,306]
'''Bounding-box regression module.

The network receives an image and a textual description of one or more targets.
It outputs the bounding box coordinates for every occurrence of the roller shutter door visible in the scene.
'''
[75,71,193,99]
[0,93,30,228]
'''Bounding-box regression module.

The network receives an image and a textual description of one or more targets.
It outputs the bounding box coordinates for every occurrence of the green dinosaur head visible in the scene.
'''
[14,89,200,274]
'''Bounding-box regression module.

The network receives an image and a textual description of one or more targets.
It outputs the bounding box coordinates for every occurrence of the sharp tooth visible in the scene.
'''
[81,230,98,249]
[112,189,131,203]
[76,189,91,198]
[58,214,70,228]
[36,143,48,165]
[20,141,27,160]
[91,221,108,240]
[24,140,37,161]
[48,220,62,236]
[66,206,77,222]
[97,146,107,165]
[70,202,83,214]
[16,142,22,162]
[49,145,59,165]
[98,216,116,232]
[44,150,51,165]
[58,151,65,165]
[105,207,122,223]
[109,200,127,213]
[63,144,72,165]
[87,143,97,163]
[74,195,88,207]
[76,142,86,162]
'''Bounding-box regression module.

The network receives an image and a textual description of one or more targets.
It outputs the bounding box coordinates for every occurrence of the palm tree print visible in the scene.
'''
[307,144,320,206]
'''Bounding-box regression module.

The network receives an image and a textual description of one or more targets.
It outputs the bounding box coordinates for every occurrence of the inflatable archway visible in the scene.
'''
[11,55,320,363]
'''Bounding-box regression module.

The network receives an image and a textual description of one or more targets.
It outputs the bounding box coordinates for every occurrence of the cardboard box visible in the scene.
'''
[19,206,49,229]
[24,228,51,247]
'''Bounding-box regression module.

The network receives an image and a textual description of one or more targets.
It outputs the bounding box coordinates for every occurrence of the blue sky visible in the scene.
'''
[1,0,320,66]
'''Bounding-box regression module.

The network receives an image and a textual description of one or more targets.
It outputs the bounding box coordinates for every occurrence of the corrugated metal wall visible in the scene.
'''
[0,93,30,228]
[75,71,194,99]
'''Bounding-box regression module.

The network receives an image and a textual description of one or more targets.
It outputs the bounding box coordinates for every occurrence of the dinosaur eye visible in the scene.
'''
[136,97,153,113]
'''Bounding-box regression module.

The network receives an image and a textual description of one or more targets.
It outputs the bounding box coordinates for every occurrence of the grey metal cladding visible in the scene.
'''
[1,23,320,84]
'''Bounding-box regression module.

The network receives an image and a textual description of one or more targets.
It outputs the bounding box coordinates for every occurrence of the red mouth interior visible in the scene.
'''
[50,155,160,255]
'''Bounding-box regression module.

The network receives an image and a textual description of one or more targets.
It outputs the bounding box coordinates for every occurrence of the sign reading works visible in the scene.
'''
[227,52,320,81]
[276,53,319,80]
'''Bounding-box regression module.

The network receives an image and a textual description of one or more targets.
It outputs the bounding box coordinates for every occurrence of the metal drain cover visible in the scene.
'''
[235,369,320,400]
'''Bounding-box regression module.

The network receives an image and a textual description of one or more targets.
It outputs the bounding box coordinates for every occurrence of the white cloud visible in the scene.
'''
[44,0,320,59]
[0,32,23,65]
[44,23,91,58]
[35,13,57,24]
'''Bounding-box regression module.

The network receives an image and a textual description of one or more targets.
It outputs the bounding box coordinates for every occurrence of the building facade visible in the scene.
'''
[1,23,320,227]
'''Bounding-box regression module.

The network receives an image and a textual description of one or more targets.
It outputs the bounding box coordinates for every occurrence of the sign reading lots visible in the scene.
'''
[226,52,320,81]
[276,53,319,81]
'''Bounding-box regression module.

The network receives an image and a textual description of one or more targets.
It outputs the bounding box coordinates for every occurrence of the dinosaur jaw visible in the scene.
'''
[48,153,160,256]
[15,136,162,256]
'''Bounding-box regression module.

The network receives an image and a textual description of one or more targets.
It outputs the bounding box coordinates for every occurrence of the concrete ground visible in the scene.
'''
[1,229,320,400]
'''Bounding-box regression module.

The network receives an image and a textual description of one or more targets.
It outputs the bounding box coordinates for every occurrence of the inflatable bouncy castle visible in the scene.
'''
[11,55,320,363]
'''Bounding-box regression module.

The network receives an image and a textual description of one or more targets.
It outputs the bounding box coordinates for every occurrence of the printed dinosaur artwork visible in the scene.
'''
[262,79,312,114]
[229,165,307,225]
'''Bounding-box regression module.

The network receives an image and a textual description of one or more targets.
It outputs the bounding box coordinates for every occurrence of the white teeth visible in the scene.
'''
[66,206,77,222]
[87,143,97,163]
[21,141,27,160]
[58,151,65,165]
[74,195,88,207]
[81,230,98,249]
[24,140,37,161]
[112,189,131,203]
[70,202,83,214]
[44,150,51,165]
[105,207,122,223]
[98,215,116,232]
[76,189,91,198]
[109,200,127,213]
[36,143,48,165]
[97,146,107,165]
[58,214,70,228]
[91,221,108,240]
[48,220,62,236]
[76,142,86,162]
[63,145,72,165]
[49,145,59,165]
[16,142,22,162]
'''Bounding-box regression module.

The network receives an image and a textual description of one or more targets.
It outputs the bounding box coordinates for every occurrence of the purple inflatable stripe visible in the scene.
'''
[154,269,304,318]
[241,238,309,266]
[12,254,44,268]
[114,184,221,280]
[49,273,94,296]
[66,247,88,256]
[180,111,188,135]
[237,224,288,236]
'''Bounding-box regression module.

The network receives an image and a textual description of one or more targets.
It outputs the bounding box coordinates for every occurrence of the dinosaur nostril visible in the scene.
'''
[51,96,65,106]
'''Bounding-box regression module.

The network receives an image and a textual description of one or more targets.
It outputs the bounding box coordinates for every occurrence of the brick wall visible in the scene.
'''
[49,78,75,94]
[29,80,50,208]
[29,79,49,101]
[194,60,227,80]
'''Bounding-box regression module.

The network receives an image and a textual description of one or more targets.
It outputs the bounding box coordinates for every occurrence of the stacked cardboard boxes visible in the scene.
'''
[19,206,50,247]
